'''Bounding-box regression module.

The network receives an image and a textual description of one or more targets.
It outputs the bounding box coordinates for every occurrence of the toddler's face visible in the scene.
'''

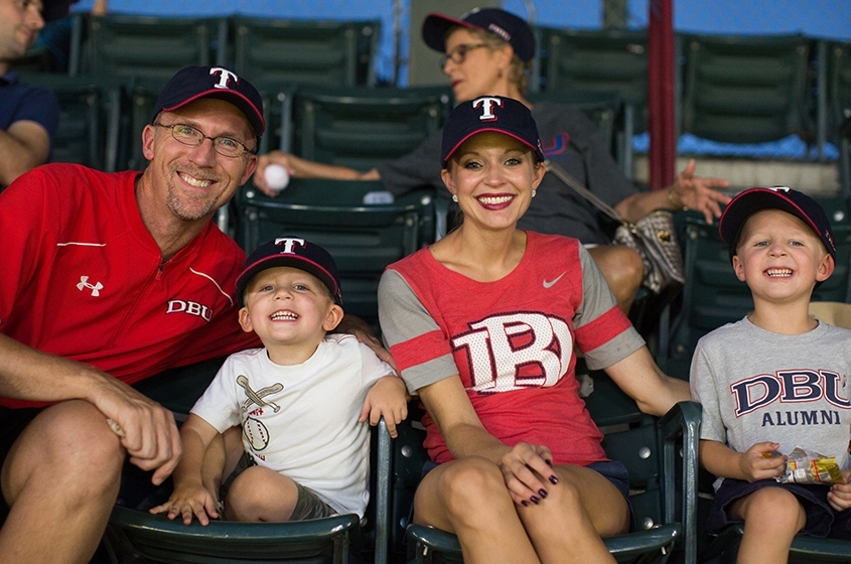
[239,266,341,346]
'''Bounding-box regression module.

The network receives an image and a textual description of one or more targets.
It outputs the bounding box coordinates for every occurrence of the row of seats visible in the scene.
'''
[14,13,381,88]
[13,13,851,158]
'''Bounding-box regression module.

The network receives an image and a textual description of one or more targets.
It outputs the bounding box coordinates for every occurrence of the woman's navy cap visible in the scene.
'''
[718,186,837,260]
[151,66,265,137]
[422,7,536,63]
[441,96,545,167]
[236,238,343,307]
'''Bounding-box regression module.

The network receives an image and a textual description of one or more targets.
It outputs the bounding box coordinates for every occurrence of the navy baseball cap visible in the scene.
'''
[151,66,265,137]
[441,96,544,168]
[422,8,536,63]
[236,238,343,307]
[719,186,837,261]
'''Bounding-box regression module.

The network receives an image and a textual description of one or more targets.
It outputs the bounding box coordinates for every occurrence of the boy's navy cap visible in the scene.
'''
[441,96,545,167]
[719,186,837,261]
[236,238,343,307]
[151,66,265,137]
[422,8,536,63]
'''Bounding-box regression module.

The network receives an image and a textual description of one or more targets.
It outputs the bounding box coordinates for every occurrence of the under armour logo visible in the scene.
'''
[76,276,103,296]
[472,97,503,122]
[210,67,239,90]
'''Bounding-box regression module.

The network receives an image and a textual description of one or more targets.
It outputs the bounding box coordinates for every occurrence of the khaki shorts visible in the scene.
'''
[221,452,337,521]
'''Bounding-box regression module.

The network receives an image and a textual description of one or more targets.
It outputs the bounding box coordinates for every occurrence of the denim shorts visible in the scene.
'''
[707,477,851,539]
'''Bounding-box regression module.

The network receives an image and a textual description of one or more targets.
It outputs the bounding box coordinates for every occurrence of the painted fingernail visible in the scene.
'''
[549,475,559,485]
[530,496,540,504]
[538,489,548,499]
[545,459,553,467]
[521,500,529,507]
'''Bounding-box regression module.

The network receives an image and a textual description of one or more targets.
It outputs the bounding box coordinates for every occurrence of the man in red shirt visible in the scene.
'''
[0,65,264,563]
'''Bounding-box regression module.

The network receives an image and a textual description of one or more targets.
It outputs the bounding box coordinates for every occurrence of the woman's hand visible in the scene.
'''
[498,442,560,507]
[671,159,731,224]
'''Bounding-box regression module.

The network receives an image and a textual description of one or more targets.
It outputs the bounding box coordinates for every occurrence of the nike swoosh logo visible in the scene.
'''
[543,272,566,289]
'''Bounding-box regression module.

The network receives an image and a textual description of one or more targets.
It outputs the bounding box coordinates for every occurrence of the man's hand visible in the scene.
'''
[90,375,182,485]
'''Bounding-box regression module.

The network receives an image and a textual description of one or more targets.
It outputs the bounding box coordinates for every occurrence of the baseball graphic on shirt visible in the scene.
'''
[243,416,270,451]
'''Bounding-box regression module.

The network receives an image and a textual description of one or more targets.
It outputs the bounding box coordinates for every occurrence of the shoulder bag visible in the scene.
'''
[545,160,686,295]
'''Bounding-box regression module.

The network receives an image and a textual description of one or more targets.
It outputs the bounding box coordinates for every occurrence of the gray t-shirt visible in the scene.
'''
[376,102,636,245]
[690,316,851,481]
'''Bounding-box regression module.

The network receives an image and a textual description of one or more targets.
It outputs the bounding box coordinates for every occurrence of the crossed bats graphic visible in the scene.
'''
[237,375,283,413]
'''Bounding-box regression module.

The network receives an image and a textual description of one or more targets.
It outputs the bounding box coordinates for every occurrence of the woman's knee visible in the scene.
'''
[425,458,510,517]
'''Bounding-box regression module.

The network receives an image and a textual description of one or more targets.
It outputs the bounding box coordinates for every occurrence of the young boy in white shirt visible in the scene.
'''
[151,237,407,524]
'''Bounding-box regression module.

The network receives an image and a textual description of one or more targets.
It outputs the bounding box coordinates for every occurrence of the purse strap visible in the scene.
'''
[544,160,628,225]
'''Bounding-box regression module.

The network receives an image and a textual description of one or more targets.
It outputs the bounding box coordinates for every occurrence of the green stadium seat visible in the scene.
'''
[535,27,648,134]
[292,85,451,172]
[235,179,436,329]
[394,390,702,564]
[680,33,813,144]
[828,41,851,142]
[83,14,227,83]
[231,17,380,88]
[16,73,122,172]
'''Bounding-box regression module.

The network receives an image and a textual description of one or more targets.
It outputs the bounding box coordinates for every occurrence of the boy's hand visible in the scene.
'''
[359,376,408,438]
[149,483,221,526]
[738,442,787,482]
[828,470,851,512]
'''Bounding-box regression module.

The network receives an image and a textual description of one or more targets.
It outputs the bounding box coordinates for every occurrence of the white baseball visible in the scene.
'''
[264,163,290,192]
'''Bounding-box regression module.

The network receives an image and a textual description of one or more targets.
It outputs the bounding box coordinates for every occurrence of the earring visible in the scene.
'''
[532,189,537,198]
[452,194,458,203]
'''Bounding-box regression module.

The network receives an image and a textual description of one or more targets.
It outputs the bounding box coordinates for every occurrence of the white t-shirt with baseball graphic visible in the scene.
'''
[191,333,395,517]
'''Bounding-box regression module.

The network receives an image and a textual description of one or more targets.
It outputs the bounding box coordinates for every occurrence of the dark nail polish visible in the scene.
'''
[538,489,548,498]
[521,500,529,507]
[530,496,540,504]
[549,475,559,485]
[545,459,553,467]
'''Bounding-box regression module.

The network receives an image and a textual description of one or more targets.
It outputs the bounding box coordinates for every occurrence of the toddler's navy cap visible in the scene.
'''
[236,238,343,307]
[422,8,536,63]
[719,186,837,261]
[151,66,265,137]
[441,96,544,167]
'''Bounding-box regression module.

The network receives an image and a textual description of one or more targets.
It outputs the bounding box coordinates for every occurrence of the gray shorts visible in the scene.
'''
[222,452,337,521]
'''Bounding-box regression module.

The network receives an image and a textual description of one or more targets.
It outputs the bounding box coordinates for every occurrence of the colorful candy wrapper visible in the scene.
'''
[778,446,844,485]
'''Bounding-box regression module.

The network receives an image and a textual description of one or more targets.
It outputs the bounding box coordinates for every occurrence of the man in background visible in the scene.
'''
[0,0,62,187]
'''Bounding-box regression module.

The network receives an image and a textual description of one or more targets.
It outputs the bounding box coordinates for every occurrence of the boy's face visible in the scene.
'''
[239,266,343,349]
[733,209,834,303]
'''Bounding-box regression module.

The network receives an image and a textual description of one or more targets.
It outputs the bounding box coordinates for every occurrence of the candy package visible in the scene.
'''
[778,446,844,485]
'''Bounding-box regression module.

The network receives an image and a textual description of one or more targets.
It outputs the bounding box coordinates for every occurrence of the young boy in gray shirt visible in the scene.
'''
[690,187,851,564]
